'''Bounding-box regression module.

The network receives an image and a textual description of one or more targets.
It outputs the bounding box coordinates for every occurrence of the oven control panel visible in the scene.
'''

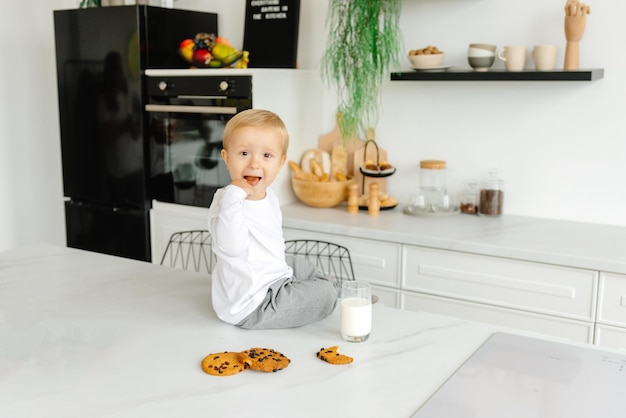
[146,75,252,98]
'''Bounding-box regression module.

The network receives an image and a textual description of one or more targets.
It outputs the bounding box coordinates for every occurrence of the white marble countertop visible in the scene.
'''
[281,203,626,275]
[0,244,547,417]
[3,244,625,417]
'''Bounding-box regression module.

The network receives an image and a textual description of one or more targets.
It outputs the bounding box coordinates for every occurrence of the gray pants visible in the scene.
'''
[236,256,337,329]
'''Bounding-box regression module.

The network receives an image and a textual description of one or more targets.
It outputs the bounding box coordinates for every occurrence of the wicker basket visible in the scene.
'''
[291,177,353,208]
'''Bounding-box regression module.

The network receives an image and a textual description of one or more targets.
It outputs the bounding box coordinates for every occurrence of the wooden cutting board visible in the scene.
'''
[352,128,388,195]
[318,112,364,177]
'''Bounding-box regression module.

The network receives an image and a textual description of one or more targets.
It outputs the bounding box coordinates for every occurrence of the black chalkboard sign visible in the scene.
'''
[243,0,300,68]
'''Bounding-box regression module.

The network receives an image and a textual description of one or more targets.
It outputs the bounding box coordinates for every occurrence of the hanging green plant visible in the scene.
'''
[321,0,402,141]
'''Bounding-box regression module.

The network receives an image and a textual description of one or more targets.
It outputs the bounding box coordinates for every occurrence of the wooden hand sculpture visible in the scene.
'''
[564,0,591,70]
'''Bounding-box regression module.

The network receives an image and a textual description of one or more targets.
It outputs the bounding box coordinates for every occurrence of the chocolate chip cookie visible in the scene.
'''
[316,346,353,365]
[201,351,250,376]
[238,347,291,373]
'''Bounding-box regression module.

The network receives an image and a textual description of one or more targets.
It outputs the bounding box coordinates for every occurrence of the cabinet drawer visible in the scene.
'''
[372,285,400,309]
[402,291,593,343]
[283,228,401,288]
[597,272,626,327]
[402,246,597,321]
[594,324,626,351]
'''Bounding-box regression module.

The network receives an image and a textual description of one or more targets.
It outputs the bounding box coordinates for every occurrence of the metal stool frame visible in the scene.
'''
[159,230,215,274]
[283,239,356,285]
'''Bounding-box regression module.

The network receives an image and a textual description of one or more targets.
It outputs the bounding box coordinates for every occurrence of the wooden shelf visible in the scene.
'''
[391,68,604,82]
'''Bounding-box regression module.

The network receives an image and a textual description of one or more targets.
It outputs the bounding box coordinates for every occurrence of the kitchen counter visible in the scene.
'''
[0,244,584,417]
[4,245,626,417]
[281,202,626,275]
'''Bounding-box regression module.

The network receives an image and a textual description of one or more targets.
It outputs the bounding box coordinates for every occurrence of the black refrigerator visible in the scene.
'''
[54,6,218,261]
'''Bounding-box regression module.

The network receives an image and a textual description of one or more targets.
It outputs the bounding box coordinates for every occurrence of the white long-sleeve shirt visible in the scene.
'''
[207,185,292,324]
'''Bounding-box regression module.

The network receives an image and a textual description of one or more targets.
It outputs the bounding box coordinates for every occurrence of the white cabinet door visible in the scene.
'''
[594,324,626,350]
[283,228,401,289]
[403,245,598,322]
[150,201,209,264]
[372,285,400,309]
[402,291,594,343]
[595,273,626,351]
[597,272,626,328]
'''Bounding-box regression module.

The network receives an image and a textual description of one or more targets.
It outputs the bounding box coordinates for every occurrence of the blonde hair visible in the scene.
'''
[222,109,289,154]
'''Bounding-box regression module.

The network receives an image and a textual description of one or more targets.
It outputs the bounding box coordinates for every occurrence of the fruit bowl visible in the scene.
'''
[179,33,249,69]
[291,177,354,208]
[178,50,245,68]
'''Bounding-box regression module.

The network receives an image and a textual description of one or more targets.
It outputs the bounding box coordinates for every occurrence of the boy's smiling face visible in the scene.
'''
[221,126,286,200]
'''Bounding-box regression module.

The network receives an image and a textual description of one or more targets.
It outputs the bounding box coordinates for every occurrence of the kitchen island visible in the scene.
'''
[2,244,624,417]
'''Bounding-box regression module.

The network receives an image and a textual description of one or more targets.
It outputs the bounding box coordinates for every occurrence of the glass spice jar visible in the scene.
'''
[479,169,504,216]
[460,180,479,215]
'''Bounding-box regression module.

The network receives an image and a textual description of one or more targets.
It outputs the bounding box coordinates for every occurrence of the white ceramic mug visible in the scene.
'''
[341,281,372,343]
[497,46,527,72]
[532,45,558,71]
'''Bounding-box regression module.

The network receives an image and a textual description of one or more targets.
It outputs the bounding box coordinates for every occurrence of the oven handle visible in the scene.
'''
[145,104,238,115]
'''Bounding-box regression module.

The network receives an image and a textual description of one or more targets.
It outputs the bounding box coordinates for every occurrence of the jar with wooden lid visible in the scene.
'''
[479,169,504,216]
[419,160,448,211]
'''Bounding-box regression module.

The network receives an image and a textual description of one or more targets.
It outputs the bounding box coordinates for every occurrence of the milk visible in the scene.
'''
[341,297,372,341]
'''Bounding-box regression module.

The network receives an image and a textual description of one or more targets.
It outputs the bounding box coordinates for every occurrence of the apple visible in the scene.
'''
[180,39,194,49]
[192,48,212,65]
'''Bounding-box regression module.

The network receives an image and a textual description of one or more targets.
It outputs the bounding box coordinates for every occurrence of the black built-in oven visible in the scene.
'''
[145,74,252,207]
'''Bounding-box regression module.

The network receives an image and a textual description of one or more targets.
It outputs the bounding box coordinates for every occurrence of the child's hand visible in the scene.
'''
[230,178,254,197]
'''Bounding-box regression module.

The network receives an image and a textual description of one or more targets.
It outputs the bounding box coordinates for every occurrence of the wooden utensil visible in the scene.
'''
[318,112,364,177]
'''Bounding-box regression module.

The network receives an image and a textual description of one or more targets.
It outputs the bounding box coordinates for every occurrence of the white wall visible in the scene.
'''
[386,0,625,226]
[0,0,622,252]
[179,0,626,227]
[0,1,75,252]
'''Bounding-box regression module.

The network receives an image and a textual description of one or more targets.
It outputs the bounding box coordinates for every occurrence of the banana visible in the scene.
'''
[204,51,244,68]
[220,51,244,67]
[235,51,250,69]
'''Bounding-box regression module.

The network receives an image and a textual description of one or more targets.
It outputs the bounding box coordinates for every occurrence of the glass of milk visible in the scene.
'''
[341,281,372,343]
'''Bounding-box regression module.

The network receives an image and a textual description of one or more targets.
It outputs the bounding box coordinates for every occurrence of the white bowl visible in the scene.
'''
[408,53,445,69]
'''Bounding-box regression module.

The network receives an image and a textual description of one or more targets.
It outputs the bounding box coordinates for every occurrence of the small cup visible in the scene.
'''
[341,281,372,343]
[497,46,527,72]
[532,45,558,71]
[468,44,496,72]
